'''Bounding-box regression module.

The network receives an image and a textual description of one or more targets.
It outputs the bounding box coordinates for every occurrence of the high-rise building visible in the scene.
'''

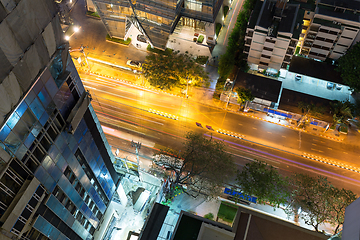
[89,0,223,49]
[0,0,120,239]
[300,0,360,61]
[244,0,303,71]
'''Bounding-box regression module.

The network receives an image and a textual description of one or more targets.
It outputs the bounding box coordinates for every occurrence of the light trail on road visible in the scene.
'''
[206,134,360,185]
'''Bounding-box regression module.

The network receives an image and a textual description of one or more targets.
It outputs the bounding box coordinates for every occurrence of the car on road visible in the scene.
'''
[295,74,302,81]
[126,60,142,69]
[327,82,334,90]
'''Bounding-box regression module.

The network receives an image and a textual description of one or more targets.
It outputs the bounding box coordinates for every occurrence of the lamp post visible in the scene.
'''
[186,76,192,98]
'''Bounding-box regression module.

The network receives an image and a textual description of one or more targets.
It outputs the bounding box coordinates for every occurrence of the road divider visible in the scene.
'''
[302,152,360,173]
[148,109,179,120]
[217,129,244,139]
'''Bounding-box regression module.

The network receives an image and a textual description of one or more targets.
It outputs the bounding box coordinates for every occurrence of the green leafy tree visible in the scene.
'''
[328,187,357,234]
[235,87,254,110]
[297,101,325,118]
[330,100,353,124]
[143,51,209,90]
[287,174,356,233]
[236,160,290,207]
[153,132,235,199]
[336,41,360,92]
[287,174,333,232]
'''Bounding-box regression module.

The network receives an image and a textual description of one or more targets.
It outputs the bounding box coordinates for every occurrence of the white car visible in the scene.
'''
[126,60,142,69]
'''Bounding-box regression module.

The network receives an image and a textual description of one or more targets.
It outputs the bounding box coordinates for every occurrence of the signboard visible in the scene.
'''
[224,188,257,204]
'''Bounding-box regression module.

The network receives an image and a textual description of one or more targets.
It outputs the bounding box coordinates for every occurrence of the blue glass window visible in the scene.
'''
[39,112,49,126]
[7,112,20,129]
[0,124,11,142]
[48,145,60,162]
[31,122,42,138]
[24,133,35,148]
[38,87,51,108]
[24,90,36,106]
[15,144,27,160]
[45,76,58,98]
[21,109,37,130]
[33,79,44,94]
[13,120,29,141]
[16,101,28,116]
[29,98,45,120]
[4,131,21,153]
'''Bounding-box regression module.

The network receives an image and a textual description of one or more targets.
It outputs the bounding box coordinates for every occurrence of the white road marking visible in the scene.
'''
[311,148,323,153]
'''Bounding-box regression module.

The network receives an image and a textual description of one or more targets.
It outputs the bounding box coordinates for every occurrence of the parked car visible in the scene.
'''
[295,74,302,81]
[126,60,142,69]
[327,82,334,90]
[335,84,342,90]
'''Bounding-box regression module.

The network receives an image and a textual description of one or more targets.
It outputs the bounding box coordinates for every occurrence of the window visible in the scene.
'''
[263,47,273,51]
[265,38,276,44]
[259,61,269,66]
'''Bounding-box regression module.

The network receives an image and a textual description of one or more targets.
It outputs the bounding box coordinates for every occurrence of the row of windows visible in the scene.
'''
[75,149,110,206]
[53,186,97,235]
[63,165,102,219]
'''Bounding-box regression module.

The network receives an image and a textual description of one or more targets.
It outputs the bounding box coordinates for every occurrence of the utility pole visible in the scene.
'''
[131,140,142,182]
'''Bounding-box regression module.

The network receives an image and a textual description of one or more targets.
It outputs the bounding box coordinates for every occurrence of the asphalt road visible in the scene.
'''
[80,71,360,195]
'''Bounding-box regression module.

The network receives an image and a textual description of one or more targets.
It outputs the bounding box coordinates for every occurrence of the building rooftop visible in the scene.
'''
[288,56,343,84]
[234,72,282,103]
[317,0,360,22]
[248,0,264,29]
[256,0,301,35]
[233,206,329,240]
[278,88,333,122]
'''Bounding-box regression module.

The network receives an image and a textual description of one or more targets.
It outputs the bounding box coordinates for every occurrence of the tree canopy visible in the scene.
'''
[153,132,235,199]
[330,100,353,124]
[236,160,290,207]
[297,101,325,119]
[336,41,360,92]
[287,174,356,233]
[235,87,254,105]
[142,51,210,90]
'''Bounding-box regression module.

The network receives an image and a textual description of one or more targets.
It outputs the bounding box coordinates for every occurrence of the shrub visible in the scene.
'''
[106,34,131,45]
[197,35,204,43]
[195,56,209,65]
[217,202,237,223]
[146,44,173,55]
[86,11,100,18]
[216,23,222,36]
[224,6,229,17]
[204,213,214,220]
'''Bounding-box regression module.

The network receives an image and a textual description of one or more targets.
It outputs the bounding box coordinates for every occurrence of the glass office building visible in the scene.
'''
[0,0,120,239]
[91,0,223,49]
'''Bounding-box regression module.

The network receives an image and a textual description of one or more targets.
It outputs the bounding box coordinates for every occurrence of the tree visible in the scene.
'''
[297,101,325,118]
[330,100,353,124]
[336,41,360,92]
[287,174,334,232]
[236,160,290,207]
[328,187,357,234]
[235,87,254,110]
[153,132,235,199]
[142,51,209,90]
[286,174,357,234]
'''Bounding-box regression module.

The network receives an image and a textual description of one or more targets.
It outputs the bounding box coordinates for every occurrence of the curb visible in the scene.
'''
[302,153,360,173]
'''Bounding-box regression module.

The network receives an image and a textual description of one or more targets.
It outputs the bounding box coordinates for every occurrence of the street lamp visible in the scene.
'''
[186,77,192,98]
